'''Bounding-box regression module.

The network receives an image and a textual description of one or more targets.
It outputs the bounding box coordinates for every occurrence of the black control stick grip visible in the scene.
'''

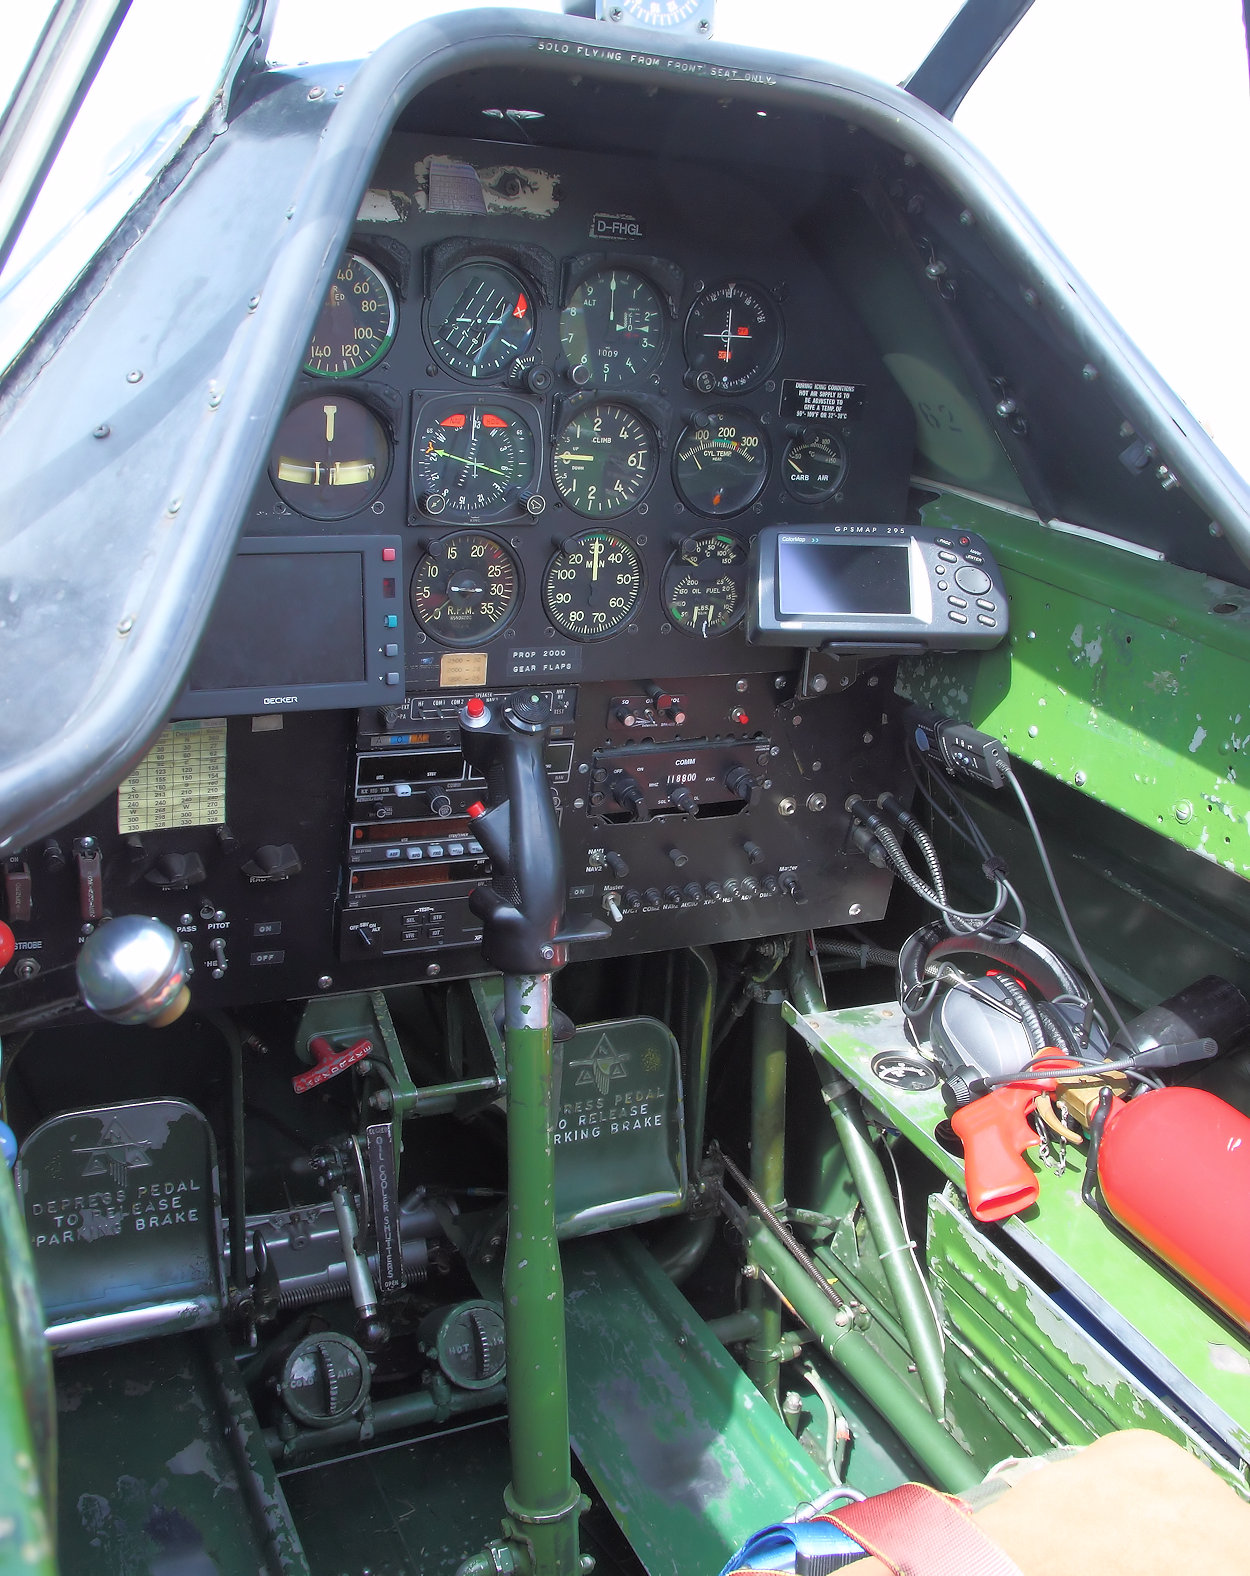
[459,692,608,974]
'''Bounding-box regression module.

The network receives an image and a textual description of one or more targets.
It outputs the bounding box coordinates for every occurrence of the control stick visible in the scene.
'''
[455,691,605,1576]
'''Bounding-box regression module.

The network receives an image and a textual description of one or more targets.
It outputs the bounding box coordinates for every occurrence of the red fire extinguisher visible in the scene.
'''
[1097,1085,1250,1331]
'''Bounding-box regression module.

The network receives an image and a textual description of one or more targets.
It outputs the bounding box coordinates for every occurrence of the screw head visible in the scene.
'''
[848,903,862,917]
[317,975,333,990]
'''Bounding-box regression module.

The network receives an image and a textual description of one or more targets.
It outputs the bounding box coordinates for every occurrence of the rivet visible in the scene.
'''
[126,369,143,383]
[308,85,325,100]
[1028,724,1038,737]
[92,423,110,439]
[959,209,975,226]
[168,498,181,515]
[1022,288,1040,308]
[848,903,862,917]
[248,295,261,311]
[1074,770,1087,786]
[117,616,134,635]
[317,975,333,990]
[1082,364,1098,381]
[208,385,222,408]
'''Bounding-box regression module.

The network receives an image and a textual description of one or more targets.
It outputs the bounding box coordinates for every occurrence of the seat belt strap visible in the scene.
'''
[817,1482,1023,1576]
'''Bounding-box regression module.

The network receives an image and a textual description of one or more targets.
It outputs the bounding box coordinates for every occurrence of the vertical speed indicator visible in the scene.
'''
[551,402,656,518]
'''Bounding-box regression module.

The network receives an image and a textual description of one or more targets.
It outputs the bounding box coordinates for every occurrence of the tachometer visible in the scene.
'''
[551,402,656,518]
[662,531,749,637]
[269,395,390,520]
[410,533,520,646]
[412,401,537,519]
[672,409,769,516]
[426,262,536,380]
[303,253,396,378]
[560,269,665,387]
[782,429,847,503]
[543,530,642,640]
[683,281,782,395]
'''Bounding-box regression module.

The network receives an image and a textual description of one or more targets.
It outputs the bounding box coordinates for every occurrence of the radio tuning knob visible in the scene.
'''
[605,851,629,878]
[669,786,698,816]
[610,773,648,822]
[429,793,454,818]
[725,766,760,805]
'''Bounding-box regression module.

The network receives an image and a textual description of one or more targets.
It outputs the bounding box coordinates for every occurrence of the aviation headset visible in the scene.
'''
[897,919,1101,1087]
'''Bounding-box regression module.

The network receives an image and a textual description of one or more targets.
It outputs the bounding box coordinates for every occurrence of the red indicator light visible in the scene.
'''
[513,294,528,320]
[718,349,730,362]
[383,578,395,597]
[382,547,396,561]
[467,801,487,819]
[481,413,509,429]
[440,414,466,428]
[465,697,486,718]
[736,325,750,335]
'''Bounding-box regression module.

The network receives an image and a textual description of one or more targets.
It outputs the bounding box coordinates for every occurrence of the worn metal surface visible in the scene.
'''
[563,1231,828,1575]
[789,1000,1250,1471]
[17,1100,222,1349]
[899,491,1250,876]
[928,1193,1244,1485]
[56,1328,307,1574]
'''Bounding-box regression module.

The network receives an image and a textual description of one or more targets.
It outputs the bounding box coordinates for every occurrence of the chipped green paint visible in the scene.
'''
[898,493,1250,877]
[928,1195,1245,1488]
[788,1000,1250,1472]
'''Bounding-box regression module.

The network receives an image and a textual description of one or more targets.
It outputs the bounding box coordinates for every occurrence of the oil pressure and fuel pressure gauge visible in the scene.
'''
[662,530,748,637]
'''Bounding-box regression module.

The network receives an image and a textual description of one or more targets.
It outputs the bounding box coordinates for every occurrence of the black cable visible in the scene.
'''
[1001,765,1131,1043]
[1081,1085,1115,1213]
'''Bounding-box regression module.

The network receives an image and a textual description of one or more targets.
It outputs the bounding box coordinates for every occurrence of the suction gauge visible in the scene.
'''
[269,395,389,521]
[683,281,782,394]
[673,409,769,516]
[303,253,396,378]
[662,531,748,637]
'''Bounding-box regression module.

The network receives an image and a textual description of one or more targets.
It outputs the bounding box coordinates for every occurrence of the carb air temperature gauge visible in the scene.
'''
[662,530,748,637]
[303,253,396,378]
[683,281,782,395]
[782,428,847,504]
[412,400,537,520]
[411,532,521,646]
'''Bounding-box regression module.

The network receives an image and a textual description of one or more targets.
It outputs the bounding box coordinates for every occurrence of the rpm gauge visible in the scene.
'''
[269,395,390,521]
[551,402,656,518]
[426,262,536,380]
[662,531,749,637]
[544,530,643,640]
[410,533,520,646]
[560,269,665,387]
[412,400,536,520]
[673,408,769,516]
[303,253,396,378]
[683,281,782,395]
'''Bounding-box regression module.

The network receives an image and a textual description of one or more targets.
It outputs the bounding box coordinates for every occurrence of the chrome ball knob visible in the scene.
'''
[76,916,191,1025]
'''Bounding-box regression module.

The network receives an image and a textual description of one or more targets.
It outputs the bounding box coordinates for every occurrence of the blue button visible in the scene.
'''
[385,614,398,628]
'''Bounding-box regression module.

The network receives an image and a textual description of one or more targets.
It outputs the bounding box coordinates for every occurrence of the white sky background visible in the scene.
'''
[5,1,1249,481]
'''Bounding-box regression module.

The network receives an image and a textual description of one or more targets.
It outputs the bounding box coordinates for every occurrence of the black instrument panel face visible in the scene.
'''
[241,135,915,689]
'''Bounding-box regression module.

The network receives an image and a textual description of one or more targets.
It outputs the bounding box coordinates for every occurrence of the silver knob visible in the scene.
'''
[76,915,191,1025]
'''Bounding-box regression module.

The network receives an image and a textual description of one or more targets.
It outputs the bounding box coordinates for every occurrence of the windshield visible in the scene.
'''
[0,0,247,375]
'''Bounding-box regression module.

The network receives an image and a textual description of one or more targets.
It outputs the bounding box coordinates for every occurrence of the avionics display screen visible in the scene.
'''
[776,540,911,617]
[189,552,366,691]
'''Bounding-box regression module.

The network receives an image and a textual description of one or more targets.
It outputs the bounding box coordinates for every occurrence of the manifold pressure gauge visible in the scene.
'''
[544,529,642,640]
